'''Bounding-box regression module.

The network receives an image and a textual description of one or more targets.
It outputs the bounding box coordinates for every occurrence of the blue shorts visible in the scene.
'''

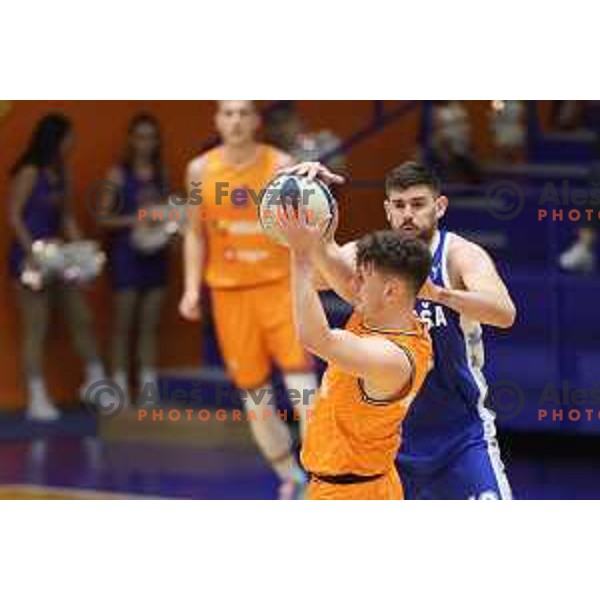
[398,440,513,500]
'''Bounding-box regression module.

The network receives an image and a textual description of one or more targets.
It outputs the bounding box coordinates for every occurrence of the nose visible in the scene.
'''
[402,205,416,220]
[400,212,415,226]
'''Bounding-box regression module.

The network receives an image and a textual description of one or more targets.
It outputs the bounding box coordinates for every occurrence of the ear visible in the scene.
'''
[384,200,392,224]
[435,195,449,220]
[251,111,262,137]
[383,277,398,299]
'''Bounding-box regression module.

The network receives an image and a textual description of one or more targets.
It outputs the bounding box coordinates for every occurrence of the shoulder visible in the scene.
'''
[445,231,497,287]
[362,333,414,372]
[360,333,416,400]
[13,164,39,184]
[11,165,40,198]
[447,231,493,267]
[186,153,210,180]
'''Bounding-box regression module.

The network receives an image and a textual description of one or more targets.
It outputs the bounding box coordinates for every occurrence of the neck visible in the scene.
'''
[364,302,416,332]
[222,141,258,165]
[421,228,439,250]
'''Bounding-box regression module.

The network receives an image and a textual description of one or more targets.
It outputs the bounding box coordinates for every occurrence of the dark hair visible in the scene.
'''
[123,113,163,175]
[10,113,72,176]
[356,230,432,295]
[385,161,441,196]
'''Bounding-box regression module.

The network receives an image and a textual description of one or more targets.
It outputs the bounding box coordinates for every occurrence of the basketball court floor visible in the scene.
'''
[0,407,599,499]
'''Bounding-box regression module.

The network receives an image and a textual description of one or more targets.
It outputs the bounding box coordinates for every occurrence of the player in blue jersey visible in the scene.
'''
[284,161,516,499]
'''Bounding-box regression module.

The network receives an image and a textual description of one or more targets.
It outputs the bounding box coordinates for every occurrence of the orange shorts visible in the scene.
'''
[306,469,403,500]
[209,278,312,390]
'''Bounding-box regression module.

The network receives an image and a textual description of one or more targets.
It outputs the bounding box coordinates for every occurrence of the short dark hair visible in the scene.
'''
[356,230,431,295]
[385,161,440,196]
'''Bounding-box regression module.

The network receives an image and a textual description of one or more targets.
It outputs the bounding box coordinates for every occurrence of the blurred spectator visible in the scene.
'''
[549,101,582,131]
[8,114,105,420]
[549,101,600,133]
[490,100,525,162]
[430,100,481,183]
[264,101,345,171]
[559,135,600,274]
[96,114,171,405]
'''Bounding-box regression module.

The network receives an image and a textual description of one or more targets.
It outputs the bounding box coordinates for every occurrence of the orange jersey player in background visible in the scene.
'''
[179,101,318,499]
[278,202,433,500]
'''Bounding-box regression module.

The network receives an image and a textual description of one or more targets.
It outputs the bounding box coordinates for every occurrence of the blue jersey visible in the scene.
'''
[397,229,498,473]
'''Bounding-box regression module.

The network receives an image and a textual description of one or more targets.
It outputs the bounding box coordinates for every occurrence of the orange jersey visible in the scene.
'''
[192,144,290,289]
[301,312,433,480]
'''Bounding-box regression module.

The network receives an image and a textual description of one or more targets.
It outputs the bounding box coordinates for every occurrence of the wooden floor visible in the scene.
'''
[0,484,137,499]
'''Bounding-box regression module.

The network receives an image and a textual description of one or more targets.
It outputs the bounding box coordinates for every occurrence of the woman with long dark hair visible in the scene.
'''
[8,113,105,420]
[97,114,171,405]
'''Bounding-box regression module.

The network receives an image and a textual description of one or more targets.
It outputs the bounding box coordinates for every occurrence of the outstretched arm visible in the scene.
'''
[281,204,411,395]
[311,240,357,302]
[280,161,357,300]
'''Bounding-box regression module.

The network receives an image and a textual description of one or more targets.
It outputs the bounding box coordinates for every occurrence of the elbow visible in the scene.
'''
[297,326,329,356]
[297,327,317,353]
[494,303,517,329]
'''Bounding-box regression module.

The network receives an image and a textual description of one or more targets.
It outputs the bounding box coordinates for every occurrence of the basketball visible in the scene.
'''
[258,174,338,246]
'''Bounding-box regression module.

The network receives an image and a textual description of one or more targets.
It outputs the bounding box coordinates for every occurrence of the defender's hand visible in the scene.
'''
[418,278,443,302]
[281,161,345,186]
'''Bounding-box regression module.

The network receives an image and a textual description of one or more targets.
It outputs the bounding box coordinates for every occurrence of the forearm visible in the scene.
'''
[183,229,205,294]
[291,253,332,354]
[436,287,516,328]
[311,241,356,303]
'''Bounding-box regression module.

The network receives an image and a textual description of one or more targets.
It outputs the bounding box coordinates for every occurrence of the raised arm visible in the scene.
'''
[281,203,412,397]
[311,240,357,302]
[280,161,357,301]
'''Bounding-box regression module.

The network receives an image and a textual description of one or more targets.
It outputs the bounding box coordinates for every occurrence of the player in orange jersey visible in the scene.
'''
[277,202,433,499]
[179,101,318,499]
